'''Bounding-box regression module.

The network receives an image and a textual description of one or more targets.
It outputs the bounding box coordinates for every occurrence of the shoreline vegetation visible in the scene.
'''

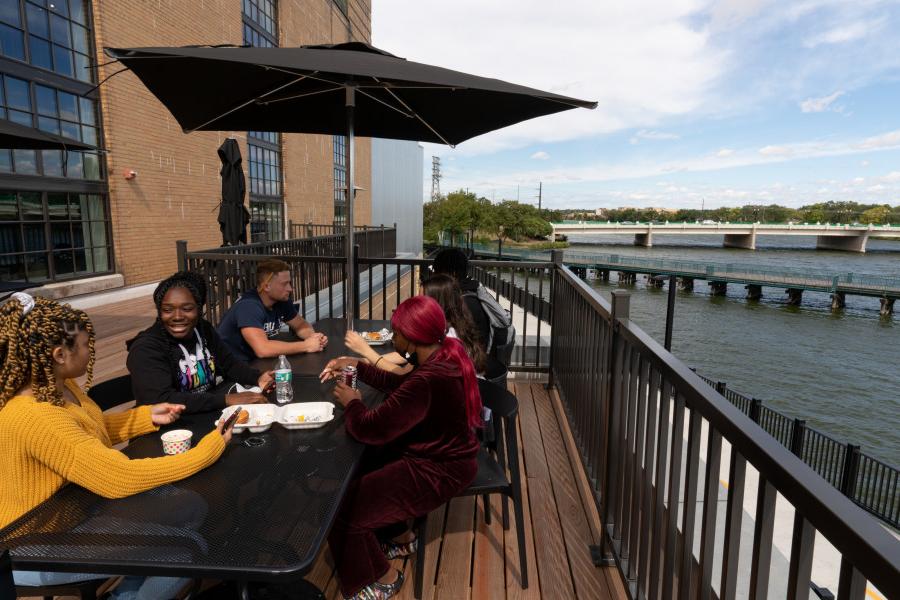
[425,191,900,247]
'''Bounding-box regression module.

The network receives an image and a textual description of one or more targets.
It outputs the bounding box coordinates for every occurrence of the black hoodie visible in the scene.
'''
[126,318,260,414]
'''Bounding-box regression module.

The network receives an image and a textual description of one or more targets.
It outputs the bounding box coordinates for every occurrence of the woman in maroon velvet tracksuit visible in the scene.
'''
[320,296,482,600]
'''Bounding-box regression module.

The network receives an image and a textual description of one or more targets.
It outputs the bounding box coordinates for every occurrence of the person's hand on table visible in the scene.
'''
[225,391,267,406]
[150,403,185,425]
[344,330,370,355]
[217,414,236,444]
[300,333,328,353]
[319,356,359,382]
[257,370,275,393]
[332,380,362,407]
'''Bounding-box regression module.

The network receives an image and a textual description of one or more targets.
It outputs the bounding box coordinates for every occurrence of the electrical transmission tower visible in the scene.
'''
[431,156,442,201]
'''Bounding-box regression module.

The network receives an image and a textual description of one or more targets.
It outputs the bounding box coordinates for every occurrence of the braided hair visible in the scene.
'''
[0,296,95,409]
[152,271,207,314]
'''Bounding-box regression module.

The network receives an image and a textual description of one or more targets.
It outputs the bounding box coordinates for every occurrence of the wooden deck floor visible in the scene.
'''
[50,296,626,599]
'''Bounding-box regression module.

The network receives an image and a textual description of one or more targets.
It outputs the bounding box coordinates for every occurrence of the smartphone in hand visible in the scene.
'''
[221,406,242,431]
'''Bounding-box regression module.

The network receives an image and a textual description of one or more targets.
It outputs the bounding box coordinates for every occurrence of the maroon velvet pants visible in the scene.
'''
[328,455,476,597]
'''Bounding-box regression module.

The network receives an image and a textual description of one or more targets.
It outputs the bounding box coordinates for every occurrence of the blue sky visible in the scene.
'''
[373,0,900,209]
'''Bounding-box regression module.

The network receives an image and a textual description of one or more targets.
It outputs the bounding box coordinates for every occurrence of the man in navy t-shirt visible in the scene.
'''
[218,258,328,362]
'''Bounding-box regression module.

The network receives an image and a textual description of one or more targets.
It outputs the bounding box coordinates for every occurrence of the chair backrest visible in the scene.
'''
[87,374,134,412]
[477,379,518,419]
[0,549,14,600]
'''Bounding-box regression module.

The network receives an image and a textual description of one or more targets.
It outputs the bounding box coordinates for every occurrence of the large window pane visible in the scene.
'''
[47,192,67,219]
[52,249,73,275]
[13,149,37,174]
[5,76,30,110]
[24,252,49,280]
[57,90,77,120]
[0,192,16,220]
[50,221,71,248]
[1,253,26,282]
[0,23,25,60]
[20,192,42,220]
[0,224,22,252]
[22,223,45,250]
[60,119,78,140]
[35,84,56,115]
[78,96,94,124]
[73,48,89,81]
[69,0,86,24]
[0,2,22,27]
[91,246,108,271]
[37,115,58,133]
[41,148,63,176]
[49,13,69,45]
[8,109,31,125]
[25,4,49,38]
[52,43,72,76]
[0,150,11,173]
[85,194,104,220]
[28,35,52,69]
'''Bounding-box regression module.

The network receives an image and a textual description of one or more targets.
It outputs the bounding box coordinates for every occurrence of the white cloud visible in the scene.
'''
[799,90,844,113]
[803,18,883,48]
[882,171,900,182]
[857,130,900,150]
[530,151,550,160]
[860,160,870,166]
[716,148,734,157]
[629,130,681,144]
[853,177,865,184]
[759,145,791,156]
[374,1,725,155]
[867,184,885,192]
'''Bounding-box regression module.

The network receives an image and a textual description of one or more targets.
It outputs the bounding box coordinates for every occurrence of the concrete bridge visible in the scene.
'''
[550,221,900,252]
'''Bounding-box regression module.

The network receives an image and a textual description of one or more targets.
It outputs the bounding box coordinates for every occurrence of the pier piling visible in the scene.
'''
[831,291,846,311]
[880,297,895,317]
[786,288,803,306]
[679,277,694,291]
[746,284,763,301]
[708,281,728,296]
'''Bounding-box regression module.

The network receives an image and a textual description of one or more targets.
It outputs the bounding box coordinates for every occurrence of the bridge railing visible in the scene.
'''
[694,373,899,529]
[550,264,899,599]
[462,245,900,294]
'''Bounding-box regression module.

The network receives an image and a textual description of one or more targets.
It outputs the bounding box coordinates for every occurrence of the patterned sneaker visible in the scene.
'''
[381,535,418,560]
[345,570,404,600]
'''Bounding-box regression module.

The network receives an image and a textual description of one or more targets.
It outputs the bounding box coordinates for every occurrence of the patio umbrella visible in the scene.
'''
[217,137,250,246]
[104,42,597,325]
[0,118,93,150]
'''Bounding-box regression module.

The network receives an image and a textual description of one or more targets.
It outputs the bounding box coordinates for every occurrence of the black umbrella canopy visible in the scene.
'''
[0,118,94,150]
[104,42,597,146]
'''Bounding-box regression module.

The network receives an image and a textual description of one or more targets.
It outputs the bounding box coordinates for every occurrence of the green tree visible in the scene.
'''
[860,205,892,224]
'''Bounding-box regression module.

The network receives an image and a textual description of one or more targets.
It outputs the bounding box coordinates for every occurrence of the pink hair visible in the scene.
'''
[392,295,482,429]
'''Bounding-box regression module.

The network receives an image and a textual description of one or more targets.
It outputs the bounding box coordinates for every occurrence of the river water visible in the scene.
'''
[565,234,899,465]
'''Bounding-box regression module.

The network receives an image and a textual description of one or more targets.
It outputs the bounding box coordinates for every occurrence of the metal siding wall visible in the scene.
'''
[370,139,424,255]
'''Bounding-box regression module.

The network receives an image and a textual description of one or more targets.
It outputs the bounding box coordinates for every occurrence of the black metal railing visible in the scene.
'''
[178,243,553,371]
[694,373,900,529]
[287,221,394,242]
[549,264,899,600]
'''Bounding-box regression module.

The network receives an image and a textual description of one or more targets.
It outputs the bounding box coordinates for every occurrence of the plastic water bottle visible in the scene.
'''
[275,354,293,405]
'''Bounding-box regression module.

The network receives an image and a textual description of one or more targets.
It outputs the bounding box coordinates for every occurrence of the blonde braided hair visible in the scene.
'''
[0,296,95,409]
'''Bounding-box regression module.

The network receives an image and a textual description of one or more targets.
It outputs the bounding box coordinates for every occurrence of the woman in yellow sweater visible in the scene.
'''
[0,293,235,600]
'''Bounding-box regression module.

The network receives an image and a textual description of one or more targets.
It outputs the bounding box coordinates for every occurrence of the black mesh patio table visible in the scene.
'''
[255,318,394,377]
[0,376,379,587]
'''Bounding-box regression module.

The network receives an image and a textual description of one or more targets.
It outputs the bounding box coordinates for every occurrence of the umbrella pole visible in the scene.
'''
[345,85,356,330]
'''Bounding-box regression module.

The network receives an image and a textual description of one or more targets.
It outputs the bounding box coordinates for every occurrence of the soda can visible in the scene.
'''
[342,365,358,389]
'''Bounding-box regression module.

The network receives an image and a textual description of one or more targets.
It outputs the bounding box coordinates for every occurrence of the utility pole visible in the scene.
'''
[431,156,442,201]
[538,181,542,211]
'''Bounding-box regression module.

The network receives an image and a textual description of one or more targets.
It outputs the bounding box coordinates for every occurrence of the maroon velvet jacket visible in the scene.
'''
[346,359,480,465]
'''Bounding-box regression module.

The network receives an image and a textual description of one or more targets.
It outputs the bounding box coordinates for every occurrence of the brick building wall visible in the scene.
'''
[93,0,372,285]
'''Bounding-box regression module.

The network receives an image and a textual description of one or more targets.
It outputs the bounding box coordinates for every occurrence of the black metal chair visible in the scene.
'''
[1,550,15,600]
[87,374,134,412]
[411,380,528,598]
[13,375,134,600]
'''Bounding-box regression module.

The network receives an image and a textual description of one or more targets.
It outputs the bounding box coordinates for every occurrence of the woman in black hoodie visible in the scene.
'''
[127,272,272,414]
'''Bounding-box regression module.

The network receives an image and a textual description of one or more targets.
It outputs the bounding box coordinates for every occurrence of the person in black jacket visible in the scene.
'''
[432,248,509,356]
[127,272,272,414]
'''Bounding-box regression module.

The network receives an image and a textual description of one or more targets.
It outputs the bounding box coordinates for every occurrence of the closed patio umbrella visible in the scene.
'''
[217,138,250,246]
[104,42,597,326]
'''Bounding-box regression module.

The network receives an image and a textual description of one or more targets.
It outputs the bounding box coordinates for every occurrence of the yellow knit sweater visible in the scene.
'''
[0,379,225,529]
